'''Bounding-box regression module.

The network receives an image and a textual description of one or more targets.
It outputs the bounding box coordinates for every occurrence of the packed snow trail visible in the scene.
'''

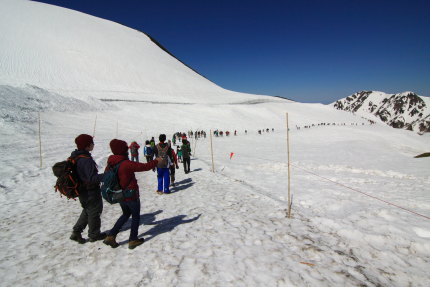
[1,148,429,286]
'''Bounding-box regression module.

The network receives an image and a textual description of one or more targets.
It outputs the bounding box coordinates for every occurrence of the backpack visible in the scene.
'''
[156,144,170,168]
[100,161,135,204]
[144,145,153,157]
[52,155,89,200]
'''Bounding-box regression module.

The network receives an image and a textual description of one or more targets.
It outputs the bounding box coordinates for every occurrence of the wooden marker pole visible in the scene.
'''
[93,114,97,137]
[38,112,42,168]
[286,112,292,218]
[210,129,215,172]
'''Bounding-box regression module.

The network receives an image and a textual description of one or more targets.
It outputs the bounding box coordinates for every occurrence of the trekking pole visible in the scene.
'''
[92,114,97,137]
[286,112,291,218]
[210,129,215,172]
[38,112,42,168]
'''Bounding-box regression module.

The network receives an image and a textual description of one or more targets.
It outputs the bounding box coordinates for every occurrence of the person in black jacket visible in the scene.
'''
[181,139,192,174]
[69,134,106,244]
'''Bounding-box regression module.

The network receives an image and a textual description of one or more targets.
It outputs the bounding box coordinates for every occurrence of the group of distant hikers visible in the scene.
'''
[65,133,192,250]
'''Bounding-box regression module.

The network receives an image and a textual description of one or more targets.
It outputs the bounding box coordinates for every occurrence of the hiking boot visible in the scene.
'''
[89,232,107,242]
[128,238,145,249]
[103,235,119,248]
[156,190,163,195]
[70,232,86,244]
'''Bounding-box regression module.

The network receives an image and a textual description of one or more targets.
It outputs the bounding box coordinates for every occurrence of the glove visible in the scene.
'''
[176,165,179,169]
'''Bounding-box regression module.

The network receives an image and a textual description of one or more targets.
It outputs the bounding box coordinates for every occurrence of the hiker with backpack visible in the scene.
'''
[103,139,162,249]
[144,140,155,172]
[69,134,106,244]
[169,148,180,187]
[176,146,182,163]
[129,141,140,162]
[181,139,192,174]
[154,134,175,194]
[144,140,153,162]
[150,137,156,149]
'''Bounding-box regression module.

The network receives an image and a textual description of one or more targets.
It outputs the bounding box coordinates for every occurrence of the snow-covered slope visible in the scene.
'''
[0,0,282,104]
[332,91,430,133]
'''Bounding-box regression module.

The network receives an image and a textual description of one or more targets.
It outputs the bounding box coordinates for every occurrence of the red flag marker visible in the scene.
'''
[230,152,234,159]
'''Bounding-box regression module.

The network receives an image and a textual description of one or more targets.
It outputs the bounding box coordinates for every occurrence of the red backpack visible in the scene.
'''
[52,155,88,199]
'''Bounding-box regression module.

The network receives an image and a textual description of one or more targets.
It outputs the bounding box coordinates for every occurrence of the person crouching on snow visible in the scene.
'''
[103,139,161,249]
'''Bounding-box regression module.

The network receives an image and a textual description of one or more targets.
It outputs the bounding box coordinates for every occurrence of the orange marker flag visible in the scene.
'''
[229,152,234,159]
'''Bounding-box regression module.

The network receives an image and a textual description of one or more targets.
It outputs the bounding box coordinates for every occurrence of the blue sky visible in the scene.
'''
[34,0,430,103]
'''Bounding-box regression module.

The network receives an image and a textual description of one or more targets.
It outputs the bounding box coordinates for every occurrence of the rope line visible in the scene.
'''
[290,163,430,221]
[222,152,430,221]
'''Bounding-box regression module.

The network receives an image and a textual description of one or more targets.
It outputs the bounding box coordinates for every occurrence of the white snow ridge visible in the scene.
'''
[0,0,429,287]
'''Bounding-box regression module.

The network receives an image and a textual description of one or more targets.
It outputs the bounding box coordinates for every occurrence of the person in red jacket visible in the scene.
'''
[169,149,179,187]
[103,139,161,249]
[129,141,140,162]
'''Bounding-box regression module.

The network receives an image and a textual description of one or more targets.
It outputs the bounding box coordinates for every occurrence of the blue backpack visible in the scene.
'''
[101,160,135,204]
[144,146,153,157]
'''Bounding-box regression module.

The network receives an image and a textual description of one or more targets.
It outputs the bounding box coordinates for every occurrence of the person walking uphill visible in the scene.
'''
[70,134,106,244]
[154,134,175,194]
[103,139,161,249]
[181,139,192,174]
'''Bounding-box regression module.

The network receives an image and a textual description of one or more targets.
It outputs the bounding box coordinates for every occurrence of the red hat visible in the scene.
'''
[75,134,94,150]
[110,139,128,155]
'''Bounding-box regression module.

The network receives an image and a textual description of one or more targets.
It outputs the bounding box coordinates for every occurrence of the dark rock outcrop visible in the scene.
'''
[333,91,429,134]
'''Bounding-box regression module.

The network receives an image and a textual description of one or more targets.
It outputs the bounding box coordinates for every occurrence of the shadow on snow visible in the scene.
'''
[114,209,201,244]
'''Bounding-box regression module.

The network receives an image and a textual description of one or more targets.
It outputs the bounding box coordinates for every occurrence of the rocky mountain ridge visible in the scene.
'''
[333,91,430,134]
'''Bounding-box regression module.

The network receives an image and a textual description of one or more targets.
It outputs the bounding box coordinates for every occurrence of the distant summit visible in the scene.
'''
[332,91,430,134]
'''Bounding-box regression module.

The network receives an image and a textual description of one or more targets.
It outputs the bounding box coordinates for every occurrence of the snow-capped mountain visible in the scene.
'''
[332,91,430,134]
[0,0,284,104]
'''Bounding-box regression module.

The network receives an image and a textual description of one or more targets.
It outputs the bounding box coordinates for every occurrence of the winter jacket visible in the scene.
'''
[70,150,103,192]
[106,155,158,201]
[129,142,140,156]
[181,143,192,158]
[170,149,178,166]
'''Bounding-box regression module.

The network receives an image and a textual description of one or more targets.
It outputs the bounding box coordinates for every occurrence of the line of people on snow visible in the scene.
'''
[295,121,375,130]
[213,128,275,136]
[67,133,192,250]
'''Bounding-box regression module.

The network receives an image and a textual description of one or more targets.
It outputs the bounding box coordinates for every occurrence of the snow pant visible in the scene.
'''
[169,166,176,184]
[73,189,103,240]
[131,154,139,162]
[183,157,191,173]
[108,199,141,241]
[157,167,170,193]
